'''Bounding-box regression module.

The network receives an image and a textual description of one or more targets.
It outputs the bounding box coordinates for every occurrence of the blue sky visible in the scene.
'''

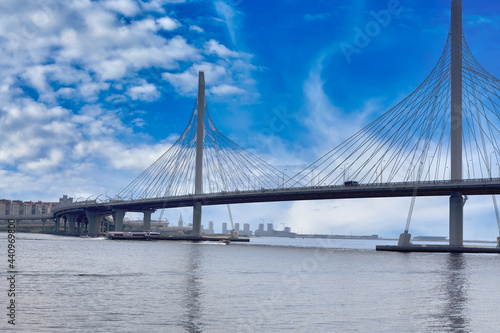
[1,0,500,239]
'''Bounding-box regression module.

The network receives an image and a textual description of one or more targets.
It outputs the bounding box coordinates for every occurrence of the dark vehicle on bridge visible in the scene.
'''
[344,181,359,186]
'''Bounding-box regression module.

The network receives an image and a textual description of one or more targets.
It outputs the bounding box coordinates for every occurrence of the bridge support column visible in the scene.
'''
[397,231,412,246]
[193,202,202,237]
[143,211,153,232]
[85,210,100,237]
[54,216,61,233]
[63,216,67,233]
[112,209,126,232]
[450,192,464,246]
[97,216,104,234]
[100,216,107,233]
[68,215,76,235]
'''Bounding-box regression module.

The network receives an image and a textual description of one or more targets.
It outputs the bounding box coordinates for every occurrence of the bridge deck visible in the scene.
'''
[50,179,500,217]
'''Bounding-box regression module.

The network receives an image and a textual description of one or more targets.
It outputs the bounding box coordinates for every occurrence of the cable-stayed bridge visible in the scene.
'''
[33,0,500,248]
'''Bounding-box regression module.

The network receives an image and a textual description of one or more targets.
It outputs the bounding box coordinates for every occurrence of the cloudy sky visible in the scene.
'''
[1,0,500,239]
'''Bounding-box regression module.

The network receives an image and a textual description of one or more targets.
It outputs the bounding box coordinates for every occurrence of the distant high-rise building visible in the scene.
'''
[22,202,33,215]
[178,213,183,227]
[0,199,53,217]
[0,200,8,216]
[34,203,43,214]
[241,223,252,236]
[234,223,240,232]
[208,221,214,234]
[222,222,228,234]
[59,195,73,204]
[267,223,274,232]
[254,223,267,236]
[10,201,21,215]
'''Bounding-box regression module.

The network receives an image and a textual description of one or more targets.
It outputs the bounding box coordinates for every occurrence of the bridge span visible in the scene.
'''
[46,178,500,237]
[106,179,500,209]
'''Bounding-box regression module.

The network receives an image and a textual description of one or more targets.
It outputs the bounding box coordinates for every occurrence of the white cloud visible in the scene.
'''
[127,80,161,101]
[205,39,239,58]
[301,57,385,159]
[162,62,228,95]
[162,70,198,95]
[100,140,175,171]
[303,61,345,145]
[162,49,257,99]
[0,0,261,221]
[102,0,141,17]
[94,59,129,81]
[210,84,245,95]
[214,1,238,45]
[157,16,181,30]
[132,117,146,127]
[21,149,65,173]
[190,25,204,33]
[0,2,201,102]
[0,99,73,168]
[466,15,497,27]
[140,0,187,12]
[0,0,256,112]
[21,65,50,93]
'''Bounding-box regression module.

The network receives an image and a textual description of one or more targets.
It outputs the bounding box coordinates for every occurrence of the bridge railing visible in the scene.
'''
[51,200,101,214]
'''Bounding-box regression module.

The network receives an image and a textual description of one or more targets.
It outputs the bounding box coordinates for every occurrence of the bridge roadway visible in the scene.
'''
[52,178,500,217]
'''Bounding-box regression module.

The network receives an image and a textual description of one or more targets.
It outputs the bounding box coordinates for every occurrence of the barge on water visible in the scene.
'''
[107,231,160,240]
[106,231,250,243]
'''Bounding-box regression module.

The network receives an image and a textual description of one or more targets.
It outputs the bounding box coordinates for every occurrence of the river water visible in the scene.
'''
[2,233,500,332]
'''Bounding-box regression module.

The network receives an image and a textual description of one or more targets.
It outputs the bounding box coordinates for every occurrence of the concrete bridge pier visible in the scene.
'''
[112,209,126,232]
[193,202,202,237]
[449,192,464,246]
[63,216,67,233]
[100,218,108,233]
[97,215,104,234]
[54,216,61,233]
[67,214,76,235]
[143,210,153,232]
[85,210,101,236]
